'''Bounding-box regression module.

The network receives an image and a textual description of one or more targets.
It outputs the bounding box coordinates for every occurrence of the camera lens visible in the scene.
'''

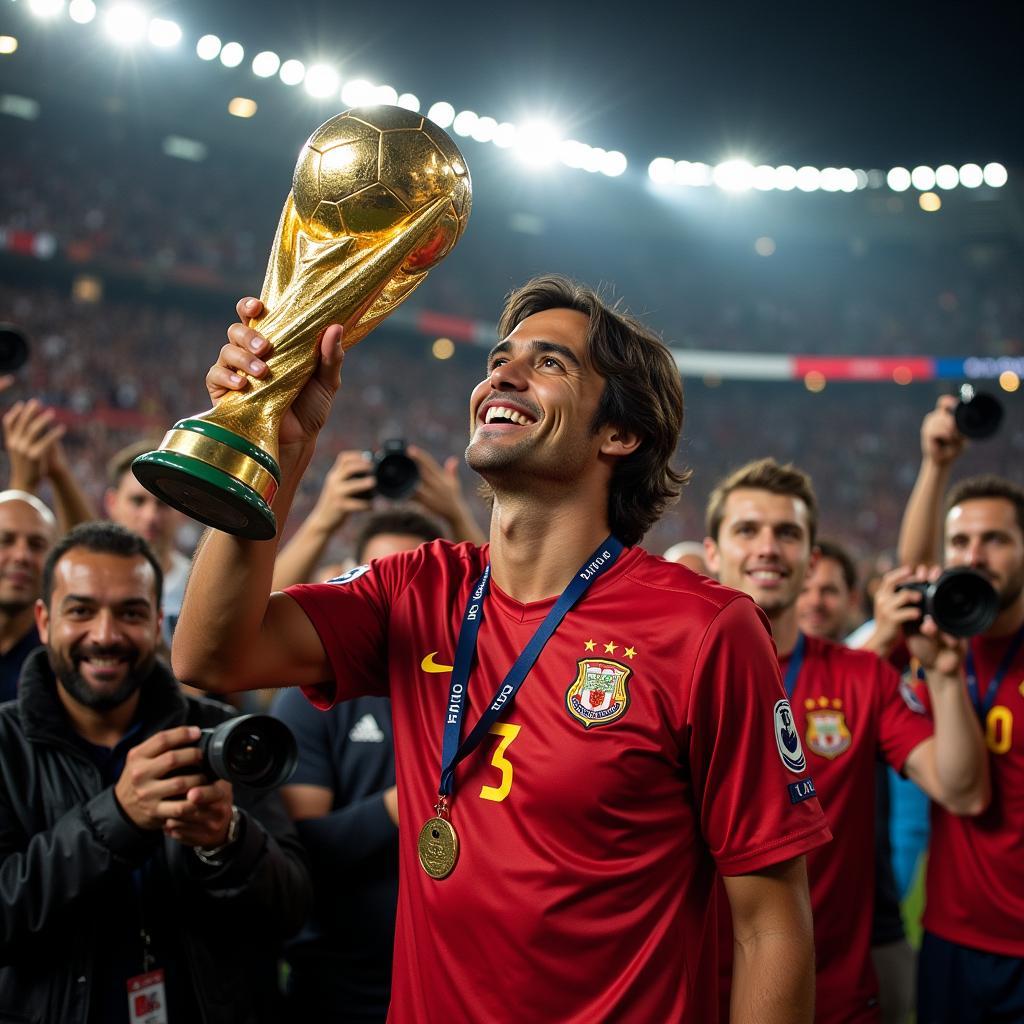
[199,715,298,791]
[929,568,999,637]
[955,384,1003,441]
[374,439,419,500]
[0,324,29,374]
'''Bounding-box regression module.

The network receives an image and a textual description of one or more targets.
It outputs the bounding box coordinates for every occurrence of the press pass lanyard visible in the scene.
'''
[438,535,624,799]
[965,623,1024,720]
[783,632,807,699]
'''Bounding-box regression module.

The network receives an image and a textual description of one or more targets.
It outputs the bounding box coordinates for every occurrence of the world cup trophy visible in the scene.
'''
[132,105,472,539]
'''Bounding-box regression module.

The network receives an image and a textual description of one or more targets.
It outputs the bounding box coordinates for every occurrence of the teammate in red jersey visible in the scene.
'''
[703,458,989,1024]
[899,440,1024,1020]
[175,276,831,1023]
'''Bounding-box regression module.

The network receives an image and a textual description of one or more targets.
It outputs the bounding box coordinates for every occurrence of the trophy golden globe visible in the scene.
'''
[132,105,472,539]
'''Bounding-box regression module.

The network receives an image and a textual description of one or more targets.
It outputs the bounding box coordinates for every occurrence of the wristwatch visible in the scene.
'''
[193,805,242,866]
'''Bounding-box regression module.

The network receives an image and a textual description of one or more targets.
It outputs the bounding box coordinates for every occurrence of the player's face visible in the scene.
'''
[797,556,854,641]
[36,550,162,712]
[0,501,54,614]
[466,308,607,483]
[705,488,814,616]
[945,497,1024,611]
[105,475,181,552]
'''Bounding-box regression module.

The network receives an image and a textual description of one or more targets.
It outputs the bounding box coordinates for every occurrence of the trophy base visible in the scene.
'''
[132,419,280,541]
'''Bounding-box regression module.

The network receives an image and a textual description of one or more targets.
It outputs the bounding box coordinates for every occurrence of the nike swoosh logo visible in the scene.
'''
[421,652,454,673]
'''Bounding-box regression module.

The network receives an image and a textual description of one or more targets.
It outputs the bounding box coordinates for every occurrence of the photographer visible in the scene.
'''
[0,522,310,1023]
[272,444,485,591]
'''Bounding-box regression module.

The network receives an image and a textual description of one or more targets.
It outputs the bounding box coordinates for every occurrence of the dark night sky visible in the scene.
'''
[161,0,1024,168]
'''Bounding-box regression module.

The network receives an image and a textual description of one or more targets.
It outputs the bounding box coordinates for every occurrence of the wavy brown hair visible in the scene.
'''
[496,275,688,546]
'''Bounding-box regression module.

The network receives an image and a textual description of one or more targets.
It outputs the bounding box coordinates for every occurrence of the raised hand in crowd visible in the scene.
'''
[2,397,96,531]
[408,443,486,545]
[898,396,966,568]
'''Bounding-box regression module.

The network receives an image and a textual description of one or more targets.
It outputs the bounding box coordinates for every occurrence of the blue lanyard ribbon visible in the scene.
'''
[783,632,806,699]
[965,624,1024,721]
[438,535,624,798]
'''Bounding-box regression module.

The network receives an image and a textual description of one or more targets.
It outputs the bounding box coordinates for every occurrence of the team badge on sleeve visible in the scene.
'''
[805,707,852,759]
[327,564,371,586]
[565,658,631,729]
[774,700,806,773]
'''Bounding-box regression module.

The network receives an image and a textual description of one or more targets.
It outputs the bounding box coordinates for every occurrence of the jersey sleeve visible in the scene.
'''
[875,656,934,773]
[271,685,336,788]
[284,554,413,710]
[688,598,832,876]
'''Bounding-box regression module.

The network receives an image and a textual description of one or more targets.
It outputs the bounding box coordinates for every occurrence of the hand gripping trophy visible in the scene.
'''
[132,105,472,539]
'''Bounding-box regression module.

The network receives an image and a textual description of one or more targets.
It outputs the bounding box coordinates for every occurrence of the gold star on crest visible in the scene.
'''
[624,646,637,660]
[584,639,596,651]
[604,641,617,654]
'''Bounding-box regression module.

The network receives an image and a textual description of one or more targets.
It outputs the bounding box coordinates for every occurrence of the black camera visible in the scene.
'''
[0,324,29,374]
[955,384,1003,441]
[359,438,420,500]
[896,567,999,638]
[198,715,298,791]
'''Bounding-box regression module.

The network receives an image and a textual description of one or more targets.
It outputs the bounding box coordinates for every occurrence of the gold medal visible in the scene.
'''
[417,804,459,879]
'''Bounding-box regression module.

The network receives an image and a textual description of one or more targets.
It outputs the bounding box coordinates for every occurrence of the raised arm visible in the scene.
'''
[897,396,964,567]
[172,298,344,694]
[724,856,815,1024]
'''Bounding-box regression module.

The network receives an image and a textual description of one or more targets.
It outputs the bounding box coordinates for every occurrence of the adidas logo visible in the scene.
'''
[349,714,385,743]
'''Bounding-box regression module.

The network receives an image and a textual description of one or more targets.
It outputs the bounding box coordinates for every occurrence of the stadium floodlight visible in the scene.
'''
[584,147,606,174]
[278,59,305,85]
[341,78,376,107]
[648,157,675,184]
[196,34,222,61]
[983,162,1008,187]
[819,167,842,192]
[713,159,755,192]
[426,101,455,128]
[471,115,498,143]
[148,18,182,48]
[375,85,398,105]
[492,122,517,148]
[514,121,560,167]
[752,165,776,190]
[795,166,821,192]
[397,92,420,111]
[251,51,280,78]
[774,165,797,191]
[304,64,340,99]
[68,0,96,24]
[958,163,983,188]
[854,169,870,190]
[886,167,911,192]
[28,0,65,19]
[601,150,627,177]
[911,165,936,190]
[682,161,712,187]
[228,97,257,118]
[754,236,776,256]
[103,5,147,45]
[452,110,478,137]
[934,164,958,190]
[0,37,17,55]
[219,42,245,68]
[919,191,941,212]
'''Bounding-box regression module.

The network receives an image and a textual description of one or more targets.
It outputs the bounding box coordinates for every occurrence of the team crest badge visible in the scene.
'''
[774,700,806,773]
[805,708,853,759]
[565,658,631,729]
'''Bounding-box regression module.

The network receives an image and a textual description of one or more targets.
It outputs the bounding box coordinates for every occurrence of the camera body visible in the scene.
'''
[895,567,999,638]
[358,438,420,500]
[198,714,298,791]
[0,324,29,373]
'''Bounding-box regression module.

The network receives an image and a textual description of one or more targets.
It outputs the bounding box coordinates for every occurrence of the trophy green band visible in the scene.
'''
[133,106,470,540]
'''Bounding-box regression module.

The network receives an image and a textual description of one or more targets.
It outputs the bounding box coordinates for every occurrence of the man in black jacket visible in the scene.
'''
[0,521,311,1023]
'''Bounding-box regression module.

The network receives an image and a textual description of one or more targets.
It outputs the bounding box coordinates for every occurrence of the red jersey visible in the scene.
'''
[923,628,1024,956]
[287,541,830,1024]
[719,635,932,1024]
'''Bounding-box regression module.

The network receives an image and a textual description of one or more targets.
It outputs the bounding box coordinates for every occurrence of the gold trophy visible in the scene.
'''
[133,105,472,539]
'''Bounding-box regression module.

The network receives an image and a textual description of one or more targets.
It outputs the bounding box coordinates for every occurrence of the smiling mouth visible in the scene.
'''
[748,569,788,583]
[480,403,538,427]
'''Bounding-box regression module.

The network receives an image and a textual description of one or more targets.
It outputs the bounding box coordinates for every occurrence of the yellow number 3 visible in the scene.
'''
[479,723,521,802]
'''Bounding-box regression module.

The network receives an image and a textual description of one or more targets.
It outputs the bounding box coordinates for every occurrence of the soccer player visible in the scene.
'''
[175,276,832,1023]
[704,458,989,1024]
[899,406,1024,1022]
